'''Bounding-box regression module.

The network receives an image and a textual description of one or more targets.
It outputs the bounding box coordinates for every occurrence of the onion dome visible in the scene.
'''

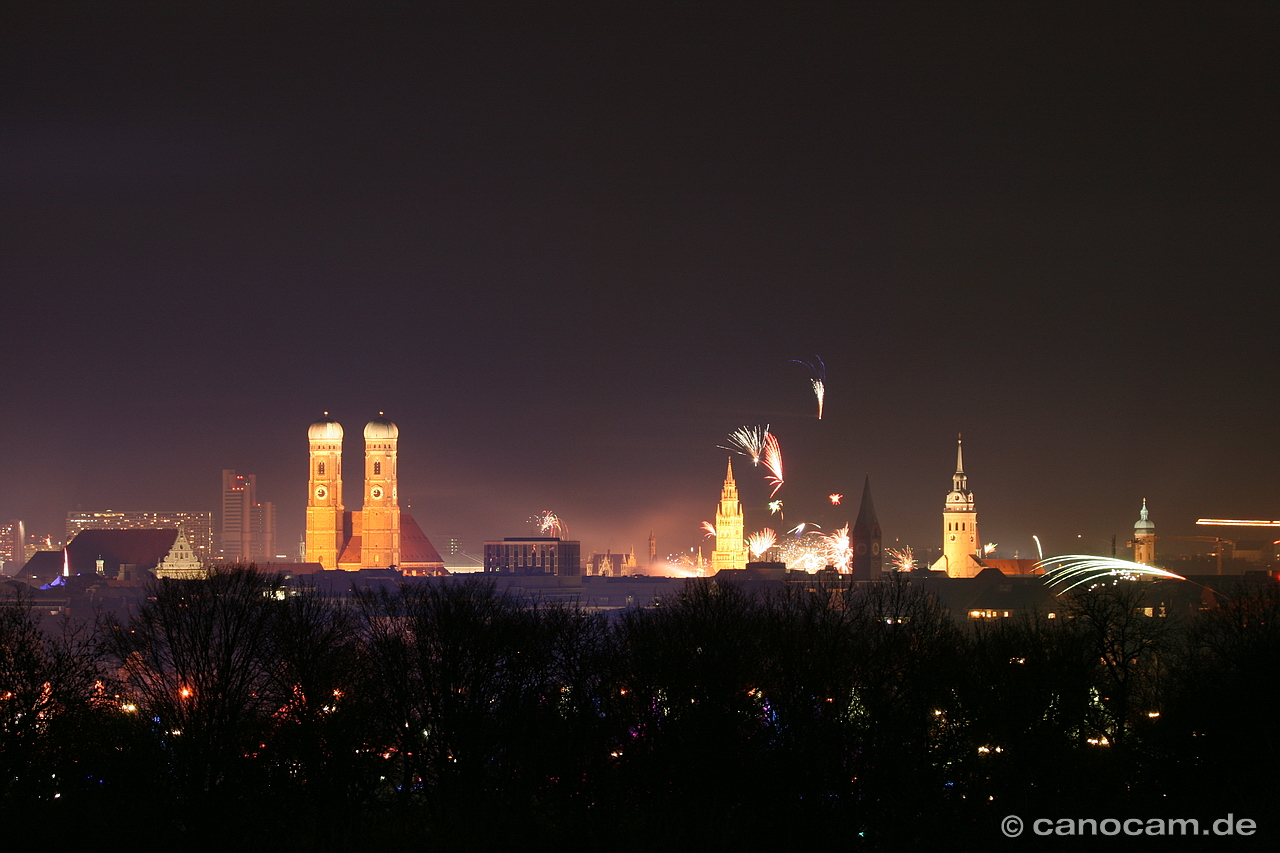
[1134,499,1155,531]
[364,412,399,440]
[308,412,343,440]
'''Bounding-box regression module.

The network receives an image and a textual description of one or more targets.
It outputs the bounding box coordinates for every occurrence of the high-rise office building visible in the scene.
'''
[220,470,277,562]
[66,510,214,563]
[0,520,24,574]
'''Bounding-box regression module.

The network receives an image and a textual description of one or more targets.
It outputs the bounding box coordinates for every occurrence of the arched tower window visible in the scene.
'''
[374,461,381,475]
[318,461,325,476]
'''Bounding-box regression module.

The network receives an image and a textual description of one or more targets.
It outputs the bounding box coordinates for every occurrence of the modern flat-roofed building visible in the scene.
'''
[484,537,581,576]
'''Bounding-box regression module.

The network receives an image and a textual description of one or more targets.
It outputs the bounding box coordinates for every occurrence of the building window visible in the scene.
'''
[374,461,381,475]
[318,462,325,476]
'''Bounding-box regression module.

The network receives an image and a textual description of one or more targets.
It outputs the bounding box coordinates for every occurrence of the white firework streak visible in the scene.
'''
[791,356,826,419]
[747,527,777,558]
[719,424,770,466]
[762,432,784,497]
[1041,555,1187,592]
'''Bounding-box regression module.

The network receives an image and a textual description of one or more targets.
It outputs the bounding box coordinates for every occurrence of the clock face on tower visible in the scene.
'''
[949,534,957,542]
[315,486,327,501]
[370,486,383,500]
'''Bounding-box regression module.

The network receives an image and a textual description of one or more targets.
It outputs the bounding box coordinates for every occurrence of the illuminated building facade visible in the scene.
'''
[711,458,748,573]
[930,437,984,578]
[1133,499,1156,565]
[155,526,209,579]
[66,510,214,563]
[304,413,445,574]
[359,416,401,568]
[220,469,277,562]
[484,537,581,576]
[0,520,24,574]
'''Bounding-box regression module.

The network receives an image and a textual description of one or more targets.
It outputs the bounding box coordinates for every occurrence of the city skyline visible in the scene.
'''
[3,5,1276,564]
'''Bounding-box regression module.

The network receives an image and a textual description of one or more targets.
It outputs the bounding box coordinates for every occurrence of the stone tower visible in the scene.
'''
[1133,499,1155,565]
[711,457,747,573]
[305,413,345,568]
[932,435,983,578]
[361,413,401,568]
[851,475,882,580]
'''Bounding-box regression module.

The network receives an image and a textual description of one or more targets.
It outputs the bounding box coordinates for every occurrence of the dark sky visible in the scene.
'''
[3,2,1277,564]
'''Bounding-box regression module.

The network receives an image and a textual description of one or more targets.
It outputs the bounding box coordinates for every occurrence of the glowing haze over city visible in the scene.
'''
[2,4,1276,566]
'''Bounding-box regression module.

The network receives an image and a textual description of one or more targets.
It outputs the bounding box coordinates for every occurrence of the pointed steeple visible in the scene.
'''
[721,456,739,501]
[852,475,882,580]
[953,434,967,493]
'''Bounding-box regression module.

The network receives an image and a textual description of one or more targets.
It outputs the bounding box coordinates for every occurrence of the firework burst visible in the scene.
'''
[719,424,770,466]
[535,511,565,537]
[791,356,826,419]
[823,524,852,572]
[829,493,842,505]
[1041,555,1187,593]
[701,521,718,538]
[774,531,828,571]
[747,528,777,558]
[762,432,784,497]
[885,546,916,572]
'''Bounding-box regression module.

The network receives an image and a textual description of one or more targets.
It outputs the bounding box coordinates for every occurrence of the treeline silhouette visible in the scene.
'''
[2,569,1276,849]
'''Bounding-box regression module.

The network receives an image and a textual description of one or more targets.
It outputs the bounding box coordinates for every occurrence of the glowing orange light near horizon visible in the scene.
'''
[1197,518,1280,527]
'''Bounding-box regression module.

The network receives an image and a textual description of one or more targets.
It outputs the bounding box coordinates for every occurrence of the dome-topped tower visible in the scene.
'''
[308,412,344,441]
[362,412,401,568]
[306,412,345,568]
[364,413,398,440]
[1133,499,1156,565]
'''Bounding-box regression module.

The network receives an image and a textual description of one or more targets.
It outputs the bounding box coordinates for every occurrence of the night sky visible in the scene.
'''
[3,3,1277,564]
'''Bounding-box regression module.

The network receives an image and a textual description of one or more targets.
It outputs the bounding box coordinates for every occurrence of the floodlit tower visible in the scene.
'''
[711,457,748,573]
[1133,499,1156,565]
[361,413,401,568]
[936,435,981,577]
[305,413,344,568]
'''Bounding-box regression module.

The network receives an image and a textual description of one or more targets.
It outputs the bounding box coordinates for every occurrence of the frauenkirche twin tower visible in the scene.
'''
[305,413,443,574]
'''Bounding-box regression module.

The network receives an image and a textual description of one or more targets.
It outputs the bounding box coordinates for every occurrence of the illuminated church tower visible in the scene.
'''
[305,413,345,568]
[931,436,983,578]
[361,414,401,568]
[711,457,748,573]
[1133,499,1155,565]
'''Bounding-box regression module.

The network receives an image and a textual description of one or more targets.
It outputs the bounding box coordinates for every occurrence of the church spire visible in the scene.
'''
[712,457,746,573]
[852,475,882,580]
[953,434,967,493]
[721,456,739,501]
